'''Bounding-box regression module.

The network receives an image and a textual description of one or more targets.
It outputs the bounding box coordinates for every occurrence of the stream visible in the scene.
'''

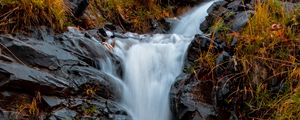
[99,1,217,120]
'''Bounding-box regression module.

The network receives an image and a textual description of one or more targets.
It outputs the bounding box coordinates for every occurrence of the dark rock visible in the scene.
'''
[216,51,230,65]
[164,18,180,28]
[1,36,81,70]
[0,27,128,119]
[69,97,130,120]
[0,108,19,120]
[200,0,254,33]
[0,62,71,96]
[200,1,229,32]
[74,0,89,18]
[231,11,253,31]
[31,26,55,42]
[52,108,77,120]
[170,76,217,120]
[227,0,242,11]
[185,34,210,63]
[165,0,207,6]
[230,37,238,48]
[207,1,228,14]
[42,96,65,108]
[104,23,124,33]
[67,66,121,99]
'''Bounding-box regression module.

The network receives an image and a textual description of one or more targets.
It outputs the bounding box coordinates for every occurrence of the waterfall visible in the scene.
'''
[99,1,217,120]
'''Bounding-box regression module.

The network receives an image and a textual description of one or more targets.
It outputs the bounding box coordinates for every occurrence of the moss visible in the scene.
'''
[81,105,97,116]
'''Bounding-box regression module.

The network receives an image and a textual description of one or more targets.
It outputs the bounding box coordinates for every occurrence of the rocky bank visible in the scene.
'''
[0,0,299,120]
[0,26,128,120]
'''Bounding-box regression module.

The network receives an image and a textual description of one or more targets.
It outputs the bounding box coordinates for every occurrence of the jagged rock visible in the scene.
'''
[69,97,130,120]
[51,108,77,120]
[216,51,230,65]
[231,11,253,31]
[184,34,210,68]
[0,27,128,119]
[170,75,217,120]
[4,39,81,70]
[42,96,65,108]
[0,62,71,95]
[0,108,19,120]
[200,0,254,33]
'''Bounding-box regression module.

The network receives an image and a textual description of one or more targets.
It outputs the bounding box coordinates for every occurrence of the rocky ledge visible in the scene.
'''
[170,0,299,120]
[0,27,128,120]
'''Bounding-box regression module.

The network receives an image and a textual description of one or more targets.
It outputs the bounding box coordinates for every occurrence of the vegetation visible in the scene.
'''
[0,0,176,33]
[196,0,300,119]
[86,0,173,33]
[84,84,97,97]
[0,0,69,33]
[81,105,97,116]
[16,92,41,118]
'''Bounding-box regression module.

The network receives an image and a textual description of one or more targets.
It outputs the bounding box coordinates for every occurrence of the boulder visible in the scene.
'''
[200,0,254,33]
[0,62,71,96]
[170,75,217,120]
[51,108,77,120]
[0,27,128,119]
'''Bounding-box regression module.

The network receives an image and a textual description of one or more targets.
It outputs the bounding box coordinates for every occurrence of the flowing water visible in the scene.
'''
[99,1,217,120]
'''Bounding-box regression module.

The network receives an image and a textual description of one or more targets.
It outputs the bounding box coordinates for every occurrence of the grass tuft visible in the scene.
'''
[0,0,69,33]
[195,0,300,119]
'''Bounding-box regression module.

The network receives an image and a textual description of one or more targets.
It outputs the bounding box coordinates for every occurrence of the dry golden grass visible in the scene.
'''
[235,0,300,119]
[86,0,173,33]
[0,0,69,33]
[0,0,174,33]
[194,0,300,119]
[16,92,41,117]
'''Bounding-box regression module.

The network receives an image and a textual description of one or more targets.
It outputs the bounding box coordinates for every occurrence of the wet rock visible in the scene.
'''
[163,0,206,6]
[200,1,228,32]
[0,62,71,96]
[1,36,81,70]
[0,27,127,119]
[52,108,77,120]
[170,76,217,120]
[200,0,254,33]
[184,34,210,67]
[69,97,130,120]
[42,96,65,108]
[31,26,55,42]
[67,66,120,99]
[164,17,180,27]
[227,0,242,11]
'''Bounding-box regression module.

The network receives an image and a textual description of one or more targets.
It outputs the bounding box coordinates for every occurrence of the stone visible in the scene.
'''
[52,108,77,120]
[0,36,81,70]
[0,27,128,120]
[170,77,217,120]
[42,96,65,108]
[231,11,253,31]
[216,51,230,65]
[0,62,71,96]
[227,0,242,11]
[185,34,210,62]
[0,108,19,120]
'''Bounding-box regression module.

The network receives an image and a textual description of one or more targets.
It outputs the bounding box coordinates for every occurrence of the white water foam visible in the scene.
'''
[99,1,217,120]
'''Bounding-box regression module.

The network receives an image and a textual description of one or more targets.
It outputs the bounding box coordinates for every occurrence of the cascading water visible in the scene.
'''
[99,1,217,120]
